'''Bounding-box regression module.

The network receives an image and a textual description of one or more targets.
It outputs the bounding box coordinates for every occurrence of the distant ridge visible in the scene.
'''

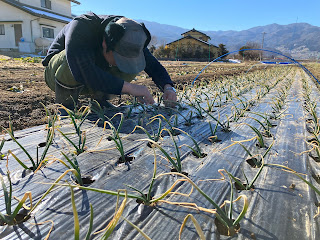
[137,20,320,59]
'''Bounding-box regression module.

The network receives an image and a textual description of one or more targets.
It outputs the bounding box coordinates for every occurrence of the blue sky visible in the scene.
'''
[71,0,320,31]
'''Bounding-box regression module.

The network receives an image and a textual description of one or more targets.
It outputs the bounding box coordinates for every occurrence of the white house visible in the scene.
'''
[0,0,80,53]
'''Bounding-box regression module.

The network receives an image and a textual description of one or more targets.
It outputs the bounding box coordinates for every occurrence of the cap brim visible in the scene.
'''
[113,50,146,74]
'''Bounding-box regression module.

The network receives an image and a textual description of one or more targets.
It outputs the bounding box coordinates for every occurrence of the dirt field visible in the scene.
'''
[0,55,311,131]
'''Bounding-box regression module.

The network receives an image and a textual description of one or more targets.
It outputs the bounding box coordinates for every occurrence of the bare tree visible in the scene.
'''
[239,41,260,60]
[148,35,158,48]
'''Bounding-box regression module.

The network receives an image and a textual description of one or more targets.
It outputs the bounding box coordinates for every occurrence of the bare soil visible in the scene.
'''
[0,56,268,131]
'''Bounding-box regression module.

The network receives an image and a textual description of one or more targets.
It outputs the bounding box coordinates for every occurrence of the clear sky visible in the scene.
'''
[71,0,320,31]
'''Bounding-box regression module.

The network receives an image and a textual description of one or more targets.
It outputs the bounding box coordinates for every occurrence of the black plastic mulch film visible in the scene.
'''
[0,66,319,239]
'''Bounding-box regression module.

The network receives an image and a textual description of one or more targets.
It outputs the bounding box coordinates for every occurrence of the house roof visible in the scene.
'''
[2,0,74,24]
[166,35,217,48]
[69,0,80,4]
[181,28,211,40]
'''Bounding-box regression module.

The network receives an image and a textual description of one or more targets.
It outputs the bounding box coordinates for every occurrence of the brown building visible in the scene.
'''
[166,28,218,59]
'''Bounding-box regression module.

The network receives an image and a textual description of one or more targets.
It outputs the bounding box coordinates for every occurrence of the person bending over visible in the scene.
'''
[42,12,177,111]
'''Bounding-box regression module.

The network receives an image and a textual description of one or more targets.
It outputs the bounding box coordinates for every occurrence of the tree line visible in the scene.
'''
[148,36,266,61]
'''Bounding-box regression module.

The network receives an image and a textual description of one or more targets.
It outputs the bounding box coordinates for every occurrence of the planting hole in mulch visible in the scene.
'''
[246,158,261,168]
[71,175,95,186]
[0,213,30,226]
[309,151,320,162]
[262,132,273,138]
[222,128,231,133]
[191,151,207,158]
[312,174,320,184]
[214,218,240,236]
[250,232,257,240]
[118,155,135,164]
[171,168,188,176]
[28,166,36,171]
[38,142,47,148]
[289,183,295,190]
[234,182,254,191]
[255,143,267,148]
[79,176,95,186]
[208,136,221,143]
[107,136,112,141]
[147,142,154,148]
[307,137,318,143]
[136,193,154,205]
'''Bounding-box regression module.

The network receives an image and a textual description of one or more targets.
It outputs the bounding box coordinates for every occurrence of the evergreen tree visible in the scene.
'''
[218,44,229,58]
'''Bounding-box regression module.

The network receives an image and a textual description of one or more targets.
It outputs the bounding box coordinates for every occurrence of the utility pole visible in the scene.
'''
[260,32,266,61]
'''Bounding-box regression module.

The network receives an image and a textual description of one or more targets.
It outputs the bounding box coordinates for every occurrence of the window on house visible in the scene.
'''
[42,27,54,38]
[41,0,52,9]
[0,25,5,35]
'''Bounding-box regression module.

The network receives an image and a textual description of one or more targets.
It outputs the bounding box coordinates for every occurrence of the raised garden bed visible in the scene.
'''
[0,63,320,239]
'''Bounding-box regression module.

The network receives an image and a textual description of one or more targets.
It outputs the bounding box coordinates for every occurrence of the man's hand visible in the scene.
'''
[121,82,155,104]
[163,84,177,107]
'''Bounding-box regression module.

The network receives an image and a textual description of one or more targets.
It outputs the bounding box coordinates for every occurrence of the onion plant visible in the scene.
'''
[246,116,272,138]
[0,172,32,225]
[104,113,127,163]
[189,100,205,119]
[40,102,57,144]
[141,128,182,173]
[231,102,246,122]
[204,110,230,132]
[208,122,219,142]
[159,172,248,236]
[151,114,180,136]
[173,128,207,158]
[242,123,266,148]
[223,158,265,190]
[0,137,5,160]
[125,150,157,205]
[179,214,205,240]
[132,118,162,144]
[6,126,54,171]
[71,187,130,240]
[57,152,84,185]
[173,109,193,126]
[41,155,186,207]
[238,139,274,168]
[268,107,288,120]
[57,105,90,155]
[70,186,94,240]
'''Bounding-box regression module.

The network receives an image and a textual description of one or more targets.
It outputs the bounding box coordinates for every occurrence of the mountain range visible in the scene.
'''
[137,20,320,60]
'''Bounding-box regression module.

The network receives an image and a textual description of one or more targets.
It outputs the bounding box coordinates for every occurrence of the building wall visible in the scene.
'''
[0,1,67,50]
[18,0,72,16]
[169,38,210,52]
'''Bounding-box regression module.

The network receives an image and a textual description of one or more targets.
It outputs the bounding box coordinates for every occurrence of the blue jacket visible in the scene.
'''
[43,12,173,95]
